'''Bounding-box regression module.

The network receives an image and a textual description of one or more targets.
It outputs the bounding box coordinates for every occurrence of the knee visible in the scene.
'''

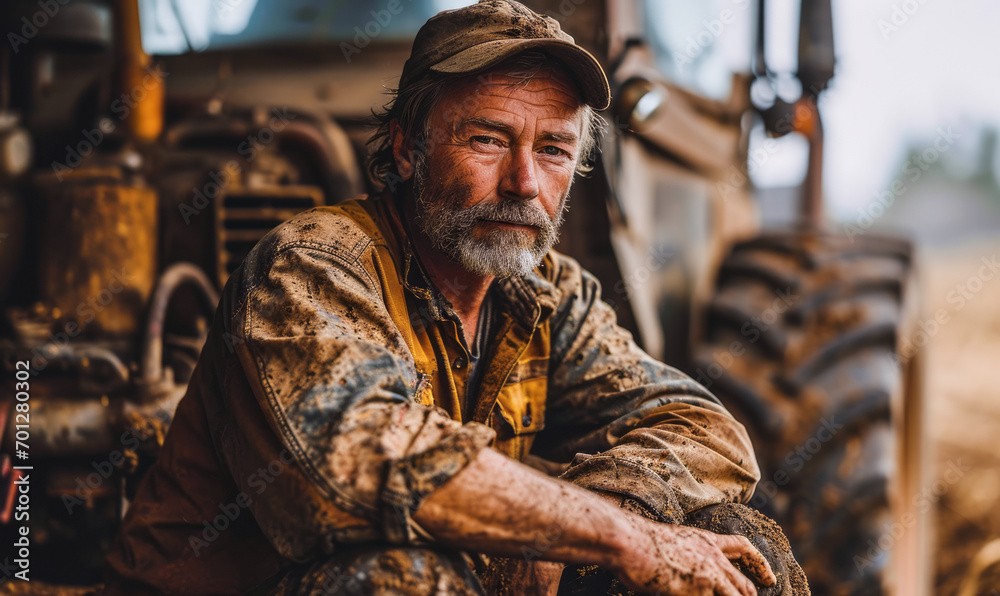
[271,545,483,595]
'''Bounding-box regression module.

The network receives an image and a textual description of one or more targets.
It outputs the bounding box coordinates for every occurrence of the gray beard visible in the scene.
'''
[411,160,568,279]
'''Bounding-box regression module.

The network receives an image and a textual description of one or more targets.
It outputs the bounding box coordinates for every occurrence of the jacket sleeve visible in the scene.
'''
[534,254,760,521]
[223,238,495,558]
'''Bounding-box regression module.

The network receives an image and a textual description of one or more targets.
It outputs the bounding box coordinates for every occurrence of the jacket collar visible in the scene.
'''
[369,192,561,327]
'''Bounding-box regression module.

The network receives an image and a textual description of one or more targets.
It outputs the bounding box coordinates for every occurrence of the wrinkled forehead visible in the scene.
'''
[433,68,587,131]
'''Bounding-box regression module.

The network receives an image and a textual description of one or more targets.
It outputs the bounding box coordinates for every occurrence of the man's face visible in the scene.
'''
[409,69,586,278]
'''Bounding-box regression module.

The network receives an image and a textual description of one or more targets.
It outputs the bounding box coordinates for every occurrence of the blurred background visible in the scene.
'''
[0,0,997,594]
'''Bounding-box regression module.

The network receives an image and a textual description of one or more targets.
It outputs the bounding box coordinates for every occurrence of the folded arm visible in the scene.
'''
[534,255,761,518]
[413,446,775,595]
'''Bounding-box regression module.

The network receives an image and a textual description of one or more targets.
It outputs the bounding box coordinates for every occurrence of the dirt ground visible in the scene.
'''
[920,237,1000,595]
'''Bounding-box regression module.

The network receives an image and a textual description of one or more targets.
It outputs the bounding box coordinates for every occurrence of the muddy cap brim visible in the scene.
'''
[399,0,610,110]
[430,38,610,110]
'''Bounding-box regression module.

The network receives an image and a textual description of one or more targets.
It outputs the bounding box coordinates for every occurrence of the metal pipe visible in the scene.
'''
[76,346,131,394]
[3,388,186,457]
[796,0,835,96]
[115,0,163,141]
[141,263,219,388]
[796,98,824,229]
[164,116,364,204]
[754,0,767,78]
[11,344,130,393]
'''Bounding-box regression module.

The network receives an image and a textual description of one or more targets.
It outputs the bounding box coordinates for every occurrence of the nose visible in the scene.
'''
[499,145,540,201]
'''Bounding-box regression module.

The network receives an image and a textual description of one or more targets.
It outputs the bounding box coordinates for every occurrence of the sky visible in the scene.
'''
[647,0,1000,220]
[747,0,1000,219]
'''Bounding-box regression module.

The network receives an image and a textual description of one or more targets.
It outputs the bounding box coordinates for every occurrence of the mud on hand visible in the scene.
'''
[683,502,811,596]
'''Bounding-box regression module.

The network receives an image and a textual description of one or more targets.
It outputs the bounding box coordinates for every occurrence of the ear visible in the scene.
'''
[390,121,415,181]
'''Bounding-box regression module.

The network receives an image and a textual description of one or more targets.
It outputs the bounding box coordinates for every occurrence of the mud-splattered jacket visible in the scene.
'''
[105,194,760,594]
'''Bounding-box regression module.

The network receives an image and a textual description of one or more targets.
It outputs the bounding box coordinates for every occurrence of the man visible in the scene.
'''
[106,1,806,594]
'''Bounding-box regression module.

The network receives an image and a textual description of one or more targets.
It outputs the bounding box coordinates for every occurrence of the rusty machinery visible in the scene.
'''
[0,0,358,582]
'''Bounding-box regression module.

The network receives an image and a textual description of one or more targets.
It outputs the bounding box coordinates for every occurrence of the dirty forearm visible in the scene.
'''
[412,447,637,570]
[414,449,778,596]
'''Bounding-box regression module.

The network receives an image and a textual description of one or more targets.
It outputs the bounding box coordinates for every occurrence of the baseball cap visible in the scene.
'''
[399,0,611,110]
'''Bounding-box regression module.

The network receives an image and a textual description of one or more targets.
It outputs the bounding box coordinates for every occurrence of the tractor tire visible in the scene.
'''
[691,230,925,596]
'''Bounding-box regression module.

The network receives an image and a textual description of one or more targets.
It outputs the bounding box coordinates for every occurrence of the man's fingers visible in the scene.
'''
[715,551,758,596]
[708,564,750,596]
[712,570,752,596]
[715,534,777,586]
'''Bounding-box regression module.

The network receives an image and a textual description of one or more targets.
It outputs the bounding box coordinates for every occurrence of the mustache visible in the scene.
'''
[451,197,555,230]
[411,154,563,232]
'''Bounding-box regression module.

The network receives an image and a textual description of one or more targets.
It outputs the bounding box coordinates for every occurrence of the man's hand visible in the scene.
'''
[684,503,810,595]
[612,515,776,596]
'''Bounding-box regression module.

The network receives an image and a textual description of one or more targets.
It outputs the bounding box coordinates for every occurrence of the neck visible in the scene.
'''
[402,196,494,344]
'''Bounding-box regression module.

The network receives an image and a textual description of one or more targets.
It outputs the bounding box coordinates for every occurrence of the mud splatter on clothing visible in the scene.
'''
[104,194,760,594]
